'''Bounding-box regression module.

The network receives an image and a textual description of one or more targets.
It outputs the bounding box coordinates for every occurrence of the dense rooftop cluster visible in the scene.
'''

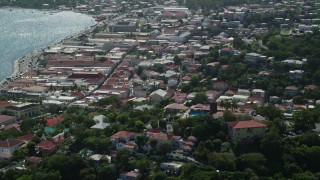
[0,0,320,179]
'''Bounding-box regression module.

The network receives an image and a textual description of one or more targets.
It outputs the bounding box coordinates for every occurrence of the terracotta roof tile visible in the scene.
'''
[227,120,267,129]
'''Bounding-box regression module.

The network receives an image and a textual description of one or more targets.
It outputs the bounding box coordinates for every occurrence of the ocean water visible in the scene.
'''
[0,8,96,80]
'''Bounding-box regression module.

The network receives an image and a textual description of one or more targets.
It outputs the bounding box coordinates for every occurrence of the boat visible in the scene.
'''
[9,8,13,11]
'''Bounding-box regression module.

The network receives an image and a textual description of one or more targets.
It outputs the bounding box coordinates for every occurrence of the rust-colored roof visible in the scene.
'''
[0,101,9,107]
[17,134,36,142]
[46,116,64,127]
[227,120,267,129]
[36,141,57,150]
[149,132,168,141]
[111,131,135,139]
[165,103,188,110]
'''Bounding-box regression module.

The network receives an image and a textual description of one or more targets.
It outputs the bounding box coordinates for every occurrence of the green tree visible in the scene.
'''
[256,104,283,120]
[116,150,131,171]
[236,153,267,175]
[27,142,36,156]
[260,132,283,161]
[97,164,116,180]
[157,141,172,154]
[208,153,236,171]
[293,109,316,131]
[20,118,38,133]
[173,56,182,65]
[135,134,148,151]
[191,92,208,104]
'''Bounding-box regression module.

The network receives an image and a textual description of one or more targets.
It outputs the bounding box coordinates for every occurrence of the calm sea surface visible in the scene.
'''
[0,8,96,80]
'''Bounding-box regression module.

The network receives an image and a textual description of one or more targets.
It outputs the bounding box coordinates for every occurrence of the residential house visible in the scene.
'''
[206,90,220,103]
[252,89,266,98]
[213,81,229,92]
[289,70,304,80]
[189,104,210,116]
[164,103,188,114]
[233,95,249,103]
[149,89,169,103]
[237,89,251,96]
[173,92,188,103]
[35,141,57,154]
[119,171,140,180]
[35,132,64,154]
[304,85,318,91]
[116,142,137,152]
[160,162,183,175]
[0,138,24,159]
[227,120,268,143]
[285,86,299,96]
[219,47,239,56]
[148,131,169,143]
[17,134,36,144]
[244,52,267,64]
[258,70,272,78]
[133,87,147,98]
[111,131,136,150]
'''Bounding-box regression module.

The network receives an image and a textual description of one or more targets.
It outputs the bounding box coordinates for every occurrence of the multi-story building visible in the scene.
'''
[6,103,40,119]
[109,20,138,32]
[227,120,268,143]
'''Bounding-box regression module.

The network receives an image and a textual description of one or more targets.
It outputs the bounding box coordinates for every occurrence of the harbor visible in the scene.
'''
[0,8,97,88]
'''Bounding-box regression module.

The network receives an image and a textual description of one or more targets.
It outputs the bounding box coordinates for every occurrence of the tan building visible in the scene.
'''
[227,120,268,143]
[6,103,40,119]
[0,115,17,127]
[149,89,169,103]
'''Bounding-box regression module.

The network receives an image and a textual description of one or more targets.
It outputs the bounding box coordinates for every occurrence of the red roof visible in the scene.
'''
[190,104,210,111]
[149,132,168,141]
[22,71,37,77]
[0,153,12,159]
[0,101,9,107]
[17,134,36,142]
[46,116,64,127]
[165,103,188,110]
[36,141,57,150]
[121,171,139,178]
[227,120,267,129]
[221,47,232,51]
[285,86,298,91]
[304,85,318,90]
[111,131,135,139]
[182,76,191,81]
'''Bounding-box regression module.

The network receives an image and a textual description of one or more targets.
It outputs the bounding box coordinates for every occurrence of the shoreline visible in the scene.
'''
[0,9,100,88]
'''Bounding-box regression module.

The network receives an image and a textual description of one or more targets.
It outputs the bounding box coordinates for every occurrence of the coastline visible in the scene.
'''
[0,10,100,88]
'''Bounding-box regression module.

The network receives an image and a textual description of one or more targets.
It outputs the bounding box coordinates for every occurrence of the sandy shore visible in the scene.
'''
[0,19,99,89]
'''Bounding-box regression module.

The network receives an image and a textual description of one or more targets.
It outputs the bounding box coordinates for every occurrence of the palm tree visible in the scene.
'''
[225,101,232,111]
[230,100,238,112]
